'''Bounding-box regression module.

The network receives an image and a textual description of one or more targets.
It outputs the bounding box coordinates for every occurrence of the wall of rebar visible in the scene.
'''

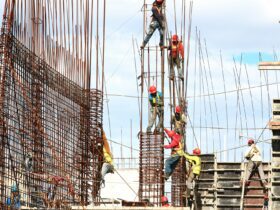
[0,32,103,208]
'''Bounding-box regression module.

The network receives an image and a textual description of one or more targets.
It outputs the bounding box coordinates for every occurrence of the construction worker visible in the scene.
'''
[10,184,21,209]
[168,34,184,79]
[23,152,33,171]
[183,148,201,202]
[141,0,165,49]
[161,196,170,207]
[244,139,267,187]
[147,85,163,133]
[164,128,183,180]
[46,175,64,207]
[101,130,114,186]
[171,105,187,135]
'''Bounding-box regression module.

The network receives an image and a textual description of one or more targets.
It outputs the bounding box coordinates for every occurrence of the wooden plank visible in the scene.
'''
[259,62,280,70]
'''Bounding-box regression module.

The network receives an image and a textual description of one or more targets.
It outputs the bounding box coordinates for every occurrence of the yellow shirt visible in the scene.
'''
[102,131,113,165]
[183,153,201,175]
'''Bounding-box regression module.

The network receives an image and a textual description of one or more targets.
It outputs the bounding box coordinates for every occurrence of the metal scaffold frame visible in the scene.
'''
[138,0,166,206]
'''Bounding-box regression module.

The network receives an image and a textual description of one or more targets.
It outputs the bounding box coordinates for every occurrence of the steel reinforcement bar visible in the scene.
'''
[0,33,103,208]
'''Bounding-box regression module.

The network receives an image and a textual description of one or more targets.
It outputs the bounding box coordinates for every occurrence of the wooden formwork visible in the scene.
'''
[195,155,270,210]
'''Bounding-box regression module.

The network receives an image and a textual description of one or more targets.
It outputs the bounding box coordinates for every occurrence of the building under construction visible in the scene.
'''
[0,0,280,209]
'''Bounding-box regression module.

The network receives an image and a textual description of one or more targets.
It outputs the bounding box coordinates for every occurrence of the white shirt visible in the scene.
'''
[245,144,262,162]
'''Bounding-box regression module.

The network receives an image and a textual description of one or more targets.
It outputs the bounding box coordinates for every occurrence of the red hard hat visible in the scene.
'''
[193,148,201,155]
[161,196,168,202]
[164,128,175,138]
[175,106,181,113]
[149,86,157,94]
[172,34,179,42]
[248,139,254,145]
[156,0,164,4]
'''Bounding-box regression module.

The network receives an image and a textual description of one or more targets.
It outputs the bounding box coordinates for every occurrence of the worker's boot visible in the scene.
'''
[164,173,170,181]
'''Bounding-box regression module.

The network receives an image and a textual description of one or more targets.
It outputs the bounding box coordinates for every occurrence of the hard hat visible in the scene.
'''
[175,106,181,113]
[149,86,157,94]
[193,148,201,155]
[11,184,18,192]
[156,0,164,4]
[248,139,254,145]
[172,34,179,42]
[161,196,168,202]
[164,128,175,138]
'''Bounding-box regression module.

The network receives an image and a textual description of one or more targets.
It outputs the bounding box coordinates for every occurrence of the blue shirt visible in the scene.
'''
[149,91,163,107]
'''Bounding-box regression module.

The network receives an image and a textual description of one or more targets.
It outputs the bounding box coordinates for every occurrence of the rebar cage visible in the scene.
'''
[0,33,103,208]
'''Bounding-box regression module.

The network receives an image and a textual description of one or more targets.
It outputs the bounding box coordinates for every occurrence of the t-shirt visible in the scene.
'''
[245,144,262,162]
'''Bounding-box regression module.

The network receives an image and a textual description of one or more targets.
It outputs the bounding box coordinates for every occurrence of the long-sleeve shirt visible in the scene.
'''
[151,4,164,27]
[164,133,183,155]
[149,91,163,107]
[245,144,262,162]
[103,131,114,165]
[183,153,201,175]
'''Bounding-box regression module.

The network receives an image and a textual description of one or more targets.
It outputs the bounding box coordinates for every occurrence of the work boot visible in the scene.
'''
[164,174,170,181]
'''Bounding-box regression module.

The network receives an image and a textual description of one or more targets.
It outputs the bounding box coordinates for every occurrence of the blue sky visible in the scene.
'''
[1,0,280,163]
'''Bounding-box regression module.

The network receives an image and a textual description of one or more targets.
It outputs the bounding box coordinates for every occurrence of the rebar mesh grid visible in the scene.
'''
[139,133,164,206]
[171,156,186,207]
[0,33,103,208]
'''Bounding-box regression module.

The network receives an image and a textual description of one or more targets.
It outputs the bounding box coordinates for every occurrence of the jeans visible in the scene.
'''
[101,162,114,182]
[245,161,266,184]
[164,155,181,179]
[143,21,164,47]
[146,106,163,132]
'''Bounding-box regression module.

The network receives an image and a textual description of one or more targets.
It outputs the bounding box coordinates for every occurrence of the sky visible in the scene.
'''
[101,0,280,163]
[1,0,280,163]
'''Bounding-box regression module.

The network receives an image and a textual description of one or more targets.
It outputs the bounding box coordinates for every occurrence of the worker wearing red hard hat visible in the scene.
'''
[183,148,201,204]
[168,34,184,80]
[161,196,170,207]
[163,128,183,181]
[244,139,267,187]
[146,85,163,133]
[171,105,187,135]
[141,0,165,49]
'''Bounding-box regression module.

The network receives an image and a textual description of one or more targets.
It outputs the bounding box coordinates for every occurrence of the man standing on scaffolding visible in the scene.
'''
[141,0,165,49]
[147,85,164,133]
[168,34,184,80]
